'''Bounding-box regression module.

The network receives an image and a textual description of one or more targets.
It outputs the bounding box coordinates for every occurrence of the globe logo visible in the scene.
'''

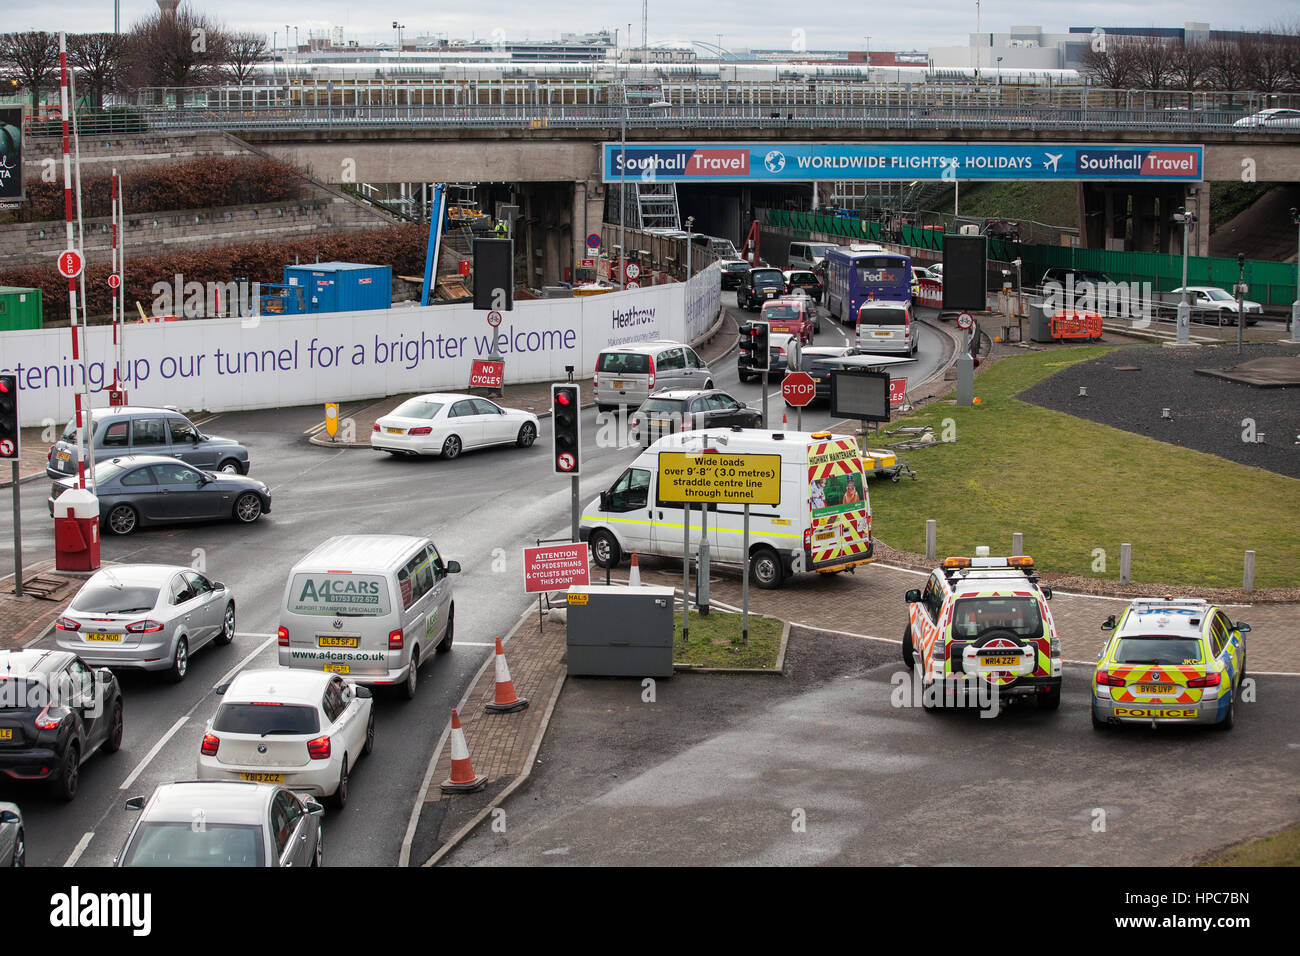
[764,150,786,173]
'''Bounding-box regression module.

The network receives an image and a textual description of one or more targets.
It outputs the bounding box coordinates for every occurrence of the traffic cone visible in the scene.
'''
[782,412,788,432]
[485,638,528,713]
[440,708,486,793]
[628,552,642,587]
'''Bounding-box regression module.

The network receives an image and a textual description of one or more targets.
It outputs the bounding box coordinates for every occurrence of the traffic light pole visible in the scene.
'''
[10,461,19,598]
[571,475,579,543]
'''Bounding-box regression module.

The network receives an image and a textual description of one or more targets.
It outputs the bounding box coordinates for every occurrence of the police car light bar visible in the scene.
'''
[943,556,1034,569]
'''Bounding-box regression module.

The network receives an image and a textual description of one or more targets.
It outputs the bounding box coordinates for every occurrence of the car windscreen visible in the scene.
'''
[858,308,908,326]
[121,822,266,867]
[809,245,836,256]
[762,305,800,320]
[287,573,392,617]
[854,260,908,284]
[751,270,783,285]
[1199,289,1232,301]
[951,597,1044,640]
[722,262,750,272]
[213,702,321,735]
[91,460,132,483]
[71,583,161,614]
[1112,637,1204,665]
[389,399,444,419]
[639,398,686,414]
[598,353,650,374]
[789,273,817,283]
[61,418,101,442]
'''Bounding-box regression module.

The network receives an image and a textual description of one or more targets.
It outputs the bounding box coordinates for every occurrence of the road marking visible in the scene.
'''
[215,635,278,689]
[120,714,189,791]
[63,832,95,867]
[454,642,497,647]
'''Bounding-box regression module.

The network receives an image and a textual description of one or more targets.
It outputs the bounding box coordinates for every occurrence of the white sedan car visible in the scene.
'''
[371,393,540,460]
[1233,108,1300,129]
[198,670,375,808]
[1168,286,1264,326]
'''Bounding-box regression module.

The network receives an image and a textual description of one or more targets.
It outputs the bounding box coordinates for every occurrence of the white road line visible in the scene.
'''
[215,635,277,689]
[120,714,189,791]
[454,642,497,647]
[63,832,95,867]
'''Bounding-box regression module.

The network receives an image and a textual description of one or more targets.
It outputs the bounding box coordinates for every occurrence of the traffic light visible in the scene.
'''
[551,383,580,475]
[751,321,770,371]
[0,374,18,461]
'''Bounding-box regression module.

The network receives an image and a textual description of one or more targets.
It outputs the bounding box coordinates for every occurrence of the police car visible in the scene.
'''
[903,554,1062,710]
[1091,597,1249,730]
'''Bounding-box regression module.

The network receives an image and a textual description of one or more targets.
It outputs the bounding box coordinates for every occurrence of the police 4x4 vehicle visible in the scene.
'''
[1091,597,1248,730]
[903,555,1062,710]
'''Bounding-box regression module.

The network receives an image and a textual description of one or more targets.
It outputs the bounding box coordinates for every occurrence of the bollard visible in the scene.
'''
[1243,551,1255,594]
[1120,543,1131,585]
[925,519,936,561]
[1012,532,1023,556]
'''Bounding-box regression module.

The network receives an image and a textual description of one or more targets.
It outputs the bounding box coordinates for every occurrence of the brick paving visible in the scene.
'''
[0,559,96,652]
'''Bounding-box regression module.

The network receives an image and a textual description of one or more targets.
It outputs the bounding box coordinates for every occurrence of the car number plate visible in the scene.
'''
[56,450,71,461]
[240,772,284,783]
[873,331,891,337]
[323,664,350,674]
[385,427,404,434]
[981,656,1019,667]
[85,632,122,642]
[318,636,359,648]
[1136,683,1176,694]
[0,729,12,741]
[612,380,625,389]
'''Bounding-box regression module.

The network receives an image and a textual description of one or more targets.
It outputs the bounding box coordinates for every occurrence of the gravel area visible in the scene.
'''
[1015,342,1300,479]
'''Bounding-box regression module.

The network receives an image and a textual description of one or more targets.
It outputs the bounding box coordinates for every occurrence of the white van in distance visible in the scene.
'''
[580,429,875,589]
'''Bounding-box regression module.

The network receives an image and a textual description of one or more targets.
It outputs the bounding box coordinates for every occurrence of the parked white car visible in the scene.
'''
[198,669,375,807]
[1168,286,1264,325]
[54,565,236,682]
[371,393,539,459]
[1232,108,1300,129]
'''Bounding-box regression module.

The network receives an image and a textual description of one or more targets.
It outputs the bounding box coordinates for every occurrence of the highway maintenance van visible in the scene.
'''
[579,429,874,589]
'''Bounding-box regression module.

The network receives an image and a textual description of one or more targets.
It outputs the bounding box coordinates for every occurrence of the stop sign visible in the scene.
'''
[57,249,84,279]
[782,371,816,407]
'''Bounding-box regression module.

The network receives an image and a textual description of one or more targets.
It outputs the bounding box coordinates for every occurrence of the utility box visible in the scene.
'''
[565,585,675,678]
[0,286,43,330]
[282,262,392,314]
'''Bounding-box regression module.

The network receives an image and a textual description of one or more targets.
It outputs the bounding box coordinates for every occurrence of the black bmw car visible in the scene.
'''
[0,649,124,801]
[49,455,272,535]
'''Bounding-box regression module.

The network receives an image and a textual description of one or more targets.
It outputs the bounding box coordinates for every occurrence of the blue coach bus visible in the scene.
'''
[824,245,913,325]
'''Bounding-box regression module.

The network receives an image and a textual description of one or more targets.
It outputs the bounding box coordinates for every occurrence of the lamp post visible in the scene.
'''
[1173,206,1197,345]
[997,56,1003,85]
[619,93,627,290]
[684,215,694,279]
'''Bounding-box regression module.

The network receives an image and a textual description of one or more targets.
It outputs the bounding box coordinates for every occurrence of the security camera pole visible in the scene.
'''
[1235,253,1246,355]
[1174,206,1196,346]
[1288,208,1300,344]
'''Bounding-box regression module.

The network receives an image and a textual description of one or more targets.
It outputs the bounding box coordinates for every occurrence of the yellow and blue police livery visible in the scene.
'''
[1092,597,1249,730]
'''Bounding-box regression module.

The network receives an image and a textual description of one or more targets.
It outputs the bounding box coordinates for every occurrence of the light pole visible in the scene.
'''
[1235,253,1246,354]
[1173,206,1197,345]
[619,94,627,290]
[392,22,405,57]
[1289,207,1300,343]
[997,56,1003,85]
[684,215,694,279]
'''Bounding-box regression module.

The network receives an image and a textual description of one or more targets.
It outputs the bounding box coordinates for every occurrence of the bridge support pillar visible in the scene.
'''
[572,180,604,275]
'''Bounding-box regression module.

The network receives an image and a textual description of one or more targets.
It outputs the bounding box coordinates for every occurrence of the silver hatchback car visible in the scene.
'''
[54,565,236,682]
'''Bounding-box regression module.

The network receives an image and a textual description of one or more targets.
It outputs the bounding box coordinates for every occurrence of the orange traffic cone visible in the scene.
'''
[440,708,486,793]
[485,638,528,713]
[628,551,642,587]
[782,412,788,432]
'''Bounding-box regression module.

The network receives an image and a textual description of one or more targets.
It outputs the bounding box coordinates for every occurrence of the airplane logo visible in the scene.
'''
[1044,153,1063,172]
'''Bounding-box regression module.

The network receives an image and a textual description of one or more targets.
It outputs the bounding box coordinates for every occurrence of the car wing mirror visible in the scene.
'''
[599,491,610,510]
[0,810,19,824]
[1041,587,1053,601]
[353,686,372,699]
[214,682,230,695]
[904,588,921,603]
[445,560,461,574]
[1233,622,1251,633]
[124,796,145,812]
[1101,615,1116,630]
[304,798,325,816]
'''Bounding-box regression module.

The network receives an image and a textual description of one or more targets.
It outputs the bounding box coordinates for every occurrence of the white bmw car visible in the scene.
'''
[371,393,540,460]
[198,670,375,807]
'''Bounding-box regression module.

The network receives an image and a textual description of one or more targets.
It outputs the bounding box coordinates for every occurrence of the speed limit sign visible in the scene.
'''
[957,312,974,330]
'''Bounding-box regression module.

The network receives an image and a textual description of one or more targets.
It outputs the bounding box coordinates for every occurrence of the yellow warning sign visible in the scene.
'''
[567,592,589,606]
[657,452,782,506]
[325,403,339,439]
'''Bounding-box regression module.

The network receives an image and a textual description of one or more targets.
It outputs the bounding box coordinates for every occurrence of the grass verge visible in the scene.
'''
[868,346,1300,588]
[1199,822,1300,866]
[672,610,783,669]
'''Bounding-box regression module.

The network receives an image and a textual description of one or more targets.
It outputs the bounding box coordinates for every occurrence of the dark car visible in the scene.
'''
[796,346,863,403]
[630,389,761,446]
[737,267,787,311]
[49,455,272,536]
[46,406,251,481]
[719,259,751,290]
[0,648,124,801]
[784,269,824,306]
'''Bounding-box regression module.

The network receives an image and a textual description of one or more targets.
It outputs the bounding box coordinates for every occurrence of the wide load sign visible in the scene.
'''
[602,142,1203,183]
[657,452,781,505]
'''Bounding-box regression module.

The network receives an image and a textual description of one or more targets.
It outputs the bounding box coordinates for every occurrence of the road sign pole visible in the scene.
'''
[571,475,579,543]
[681,504,690,644]
[761,379,769,430]
[10,461,20,598]
[698,494,710,616]
[741,504,750,645]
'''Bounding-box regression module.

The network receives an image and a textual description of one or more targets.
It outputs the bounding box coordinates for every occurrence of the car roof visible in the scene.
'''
[600,340,687,354]
[1115,600,1210,639]
[803,346,854,357]
[645,389,724,400]
[0,648,75,678]
[83,564,186,588]
[762,298,806,308]
[140,781,277,824]
[858,299,909,310]
[87,406,185,420]
[98,455,192,467]
[294,534,429,573]
[224,668,329,706]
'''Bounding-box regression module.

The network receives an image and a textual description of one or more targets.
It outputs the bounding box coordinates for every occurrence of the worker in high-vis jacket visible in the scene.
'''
[494,219,508,238]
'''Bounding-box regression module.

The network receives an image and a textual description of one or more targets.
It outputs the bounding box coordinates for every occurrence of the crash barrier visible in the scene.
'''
[915,277,943,309]
[1049,310,1104,341]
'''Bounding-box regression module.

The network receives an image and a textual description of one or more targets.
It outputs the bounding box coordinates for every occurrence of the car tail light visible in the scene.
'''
[1187,672,1221,688]
[307,735,331,760]
[388,628,404,650]
[55,617,80,631]
[372,423,380,432]
[629,415,640,428]
[277,626,289,646]
[409,426,432,435]
[647,355,655,389]
[47,448,52,461]
[200,733,220,756]
[35,706,63,730]
[126,620,165,634]
[681,416,694,429]
[803,528,812,551]
[1096,671,1126,687]
[250,701,284,706]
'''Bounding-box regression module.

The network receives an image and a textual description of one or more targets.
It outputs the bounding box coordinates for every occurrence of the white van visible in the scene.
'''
[788,241,838,271]
[580,429,875,589]
[856,299,917,355]
[593,341,714,411]
[278,535,460,699]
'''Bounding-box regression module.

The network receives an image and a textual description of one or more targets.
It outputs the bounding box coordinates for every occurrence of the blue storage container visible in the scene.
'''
[282,262,392,314]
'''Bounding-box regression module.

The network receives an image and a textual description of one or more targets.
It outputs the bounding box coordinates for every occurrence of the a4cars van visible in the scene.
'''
[278,535,459,699]
[856,300,917,355]
[580,429,875,589]
[788,242,838,271]
[593,341,714,410]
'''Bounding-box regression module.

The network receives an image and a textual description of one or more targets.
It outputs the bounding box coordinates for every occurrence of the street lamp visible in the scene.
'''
[392,22,405,57]
[997,56,1004,85]
[684,215,695,279]
[619,92,627,290]
[1172,206,1198,345]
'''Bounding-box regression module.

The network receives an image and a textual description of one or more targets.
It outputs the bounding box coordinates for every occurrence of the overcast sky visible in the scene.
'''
[3,2,1296,51]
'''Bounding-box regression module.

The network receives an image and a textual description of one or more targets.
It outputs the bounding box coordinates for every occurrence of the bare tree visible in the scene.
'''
[1168,40,1208,94]
[0,31,59,112]
[225,32,267,85]
[1080,42,1136,90]
[69,33,126,110]
[121,2,229,106]
[1205,39,1248,91]
[1131,36,1178,90]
